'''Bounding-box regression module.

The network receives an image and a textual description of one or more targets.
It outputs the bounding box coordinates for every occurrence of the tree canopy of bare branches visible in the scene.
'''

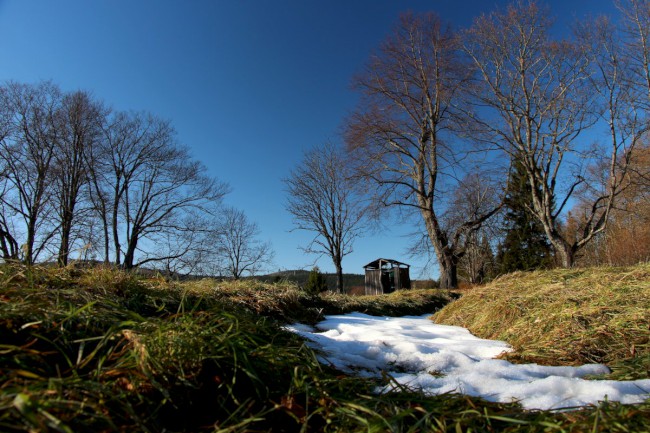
[346,13,502,289]
[0,81,230,271]
[284,142,367,292]
[463,1,647,267]
[52,90,106,266]
[213,207,274,279]
[90,111,230,269]
[0,81,61,264]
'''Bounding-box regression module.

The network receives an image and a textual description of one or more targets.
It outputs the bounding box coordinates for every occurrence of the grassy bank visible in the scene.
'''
[1,263,649,432]
[432,265,650,380]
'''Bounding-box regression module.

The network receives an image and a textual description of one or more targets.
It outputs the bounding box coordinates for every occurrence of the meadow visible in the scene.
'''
[1,263,649,432]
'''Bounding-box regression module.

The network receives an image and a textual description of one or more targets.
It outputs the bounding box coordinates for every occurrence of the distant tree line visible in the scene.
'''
[0,81,273,277]
[286,0,650,289]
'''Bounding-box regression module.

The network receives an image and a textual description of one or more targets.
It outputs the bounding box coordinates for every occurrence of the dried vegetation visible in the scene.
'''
[1,263,649,432]
[433,265,650,379]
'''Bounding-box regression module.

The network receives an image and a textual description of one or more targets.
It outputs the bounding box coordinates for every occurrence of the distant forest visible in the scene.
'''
[252,270,365,292]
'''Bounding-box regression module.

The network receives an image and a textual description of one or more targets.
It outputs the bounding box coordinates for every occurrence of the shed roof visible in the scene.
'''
[363,258,410,270]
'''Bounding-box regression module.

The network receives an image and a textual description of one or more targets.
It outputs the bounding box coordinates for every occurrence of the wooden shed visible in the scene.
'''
[363,258,411,295]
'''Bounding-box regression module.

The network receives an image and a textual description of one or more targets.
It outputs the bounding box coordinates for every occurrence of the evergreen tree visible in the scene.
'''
[496,161,553,274]
[304,266,328,295]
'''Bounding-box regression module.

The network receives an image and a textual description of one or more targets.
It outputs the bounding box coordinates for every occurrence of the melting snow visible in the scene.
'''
[286,312,650,410]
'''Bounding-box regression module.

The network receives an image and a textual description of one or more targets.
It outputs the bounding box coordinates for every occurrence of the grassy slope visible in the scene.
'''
[1,264,650,432]
[433,265,650,379]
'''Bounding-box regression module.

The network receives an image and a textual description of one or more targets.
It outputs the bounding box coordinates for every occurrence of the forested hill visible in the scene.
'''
[251,270,365,291]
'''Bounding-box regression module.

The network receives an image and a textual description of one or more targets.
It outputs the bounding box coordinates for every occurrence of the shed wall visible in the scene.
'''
[365,269,383,295]
[399,267,411,289]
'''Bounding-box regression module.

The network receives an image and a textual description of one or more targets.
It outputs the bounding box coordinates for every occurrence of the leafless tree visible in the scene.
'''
[88,111,230,269]
[0,81,61,264]
[0,188,20,261]
[213,206,274,279]
[450,173,501,284]
[284,141,367,292]
[459,231,494,284]
[463,2,645,267]
[84,114,112,263]
[0,86,17,260]
[87,110,150,265]
[154,212,218,276]
[51,90,106,266]
[618,0,650,104]
[573,14,647,253]
[0,82,230,270]
[345,13,501,289]
[616,0,650,184]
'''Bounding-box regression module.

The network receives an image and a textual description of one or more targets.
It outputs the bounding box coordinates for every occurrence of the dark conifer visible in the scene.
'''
[496,161,553,274]
[304,266,328,295]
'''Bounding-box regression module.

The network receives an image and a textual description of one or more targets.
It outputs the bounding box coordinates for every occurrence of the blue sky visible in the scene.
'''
[0,0,618,278]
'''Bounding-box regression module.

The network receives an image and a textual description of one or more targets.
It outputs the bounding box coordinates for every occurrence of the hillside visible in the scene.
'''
[433,264,650,379]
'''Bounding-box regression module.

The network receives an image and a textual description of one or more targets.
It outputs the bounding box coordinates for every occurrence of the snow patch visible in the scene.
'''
[287,312,650,410]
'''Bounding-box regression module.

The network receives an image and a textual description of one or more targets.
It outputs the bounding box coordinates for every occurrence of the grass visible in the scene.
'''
[432,265,650,379]
[1,263,649,432]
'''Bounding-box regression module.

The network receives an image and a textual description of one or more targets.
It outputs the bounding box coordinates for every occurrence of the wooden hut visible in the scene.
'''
[363,258,411,295]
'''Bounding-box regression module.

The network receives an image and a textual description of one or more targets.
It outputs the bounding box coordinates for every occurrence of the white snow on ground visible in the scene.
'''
[286,312,650,411]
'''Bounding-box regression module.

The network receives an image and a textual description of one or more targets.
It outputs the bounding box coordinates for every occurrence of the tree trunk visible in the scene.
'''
[420,202,461,289]
[335,262,344,293]
[112,194,121,266]
[24,220,36,266]
[101,214,110,264]
[123,234,138,270]
[551,239,576,268]
[438,254,459,290]
[58,221,71,267]
[0,227,19,260]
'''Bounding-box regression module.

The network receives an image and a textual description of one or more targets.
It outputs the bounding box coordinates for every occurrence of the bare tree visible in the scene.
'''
[120,133,228,269]
[0,82,230,270]
[213,207,274,279]
[84,112,112,263]
[0,86,18,260]
[94,111,162,266]
[463,2,645,267]
[572,144,650,266]
[284,142,367,292]
[88,111,230,269]
[0,81,61,264]
[86,110,149,264]
[345,13,501,289]
[618,0,650,104]
[459,232,494,284]
[51,90,106,266]
[155,212,218,276]
[450,173,501,284]
[617,0,650,184]
[0,187,20,260]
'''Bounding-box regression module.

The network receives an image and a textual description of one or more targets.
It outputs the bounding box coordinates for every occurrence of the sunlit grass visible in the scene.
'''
[1,263,649,432]
[433,265,650,379]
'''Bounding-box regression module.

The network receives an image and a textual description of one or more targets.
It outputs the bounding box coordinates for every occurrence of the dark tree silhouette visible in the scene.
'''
[495,161,553,274]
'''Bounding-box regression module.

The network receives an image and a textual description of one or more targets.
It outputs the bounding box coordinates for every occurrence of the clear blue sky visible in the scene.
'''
[0,0,618,278]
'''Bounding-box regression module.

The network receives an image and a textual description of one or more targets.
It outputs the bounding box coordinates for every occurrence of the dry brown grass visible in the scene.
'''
[433,265,650,376]
[180,277,452,324]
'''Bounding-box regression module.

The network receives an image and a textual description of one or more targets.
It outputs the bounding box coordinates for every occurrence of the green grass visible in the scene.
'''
[1,263,649,432]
